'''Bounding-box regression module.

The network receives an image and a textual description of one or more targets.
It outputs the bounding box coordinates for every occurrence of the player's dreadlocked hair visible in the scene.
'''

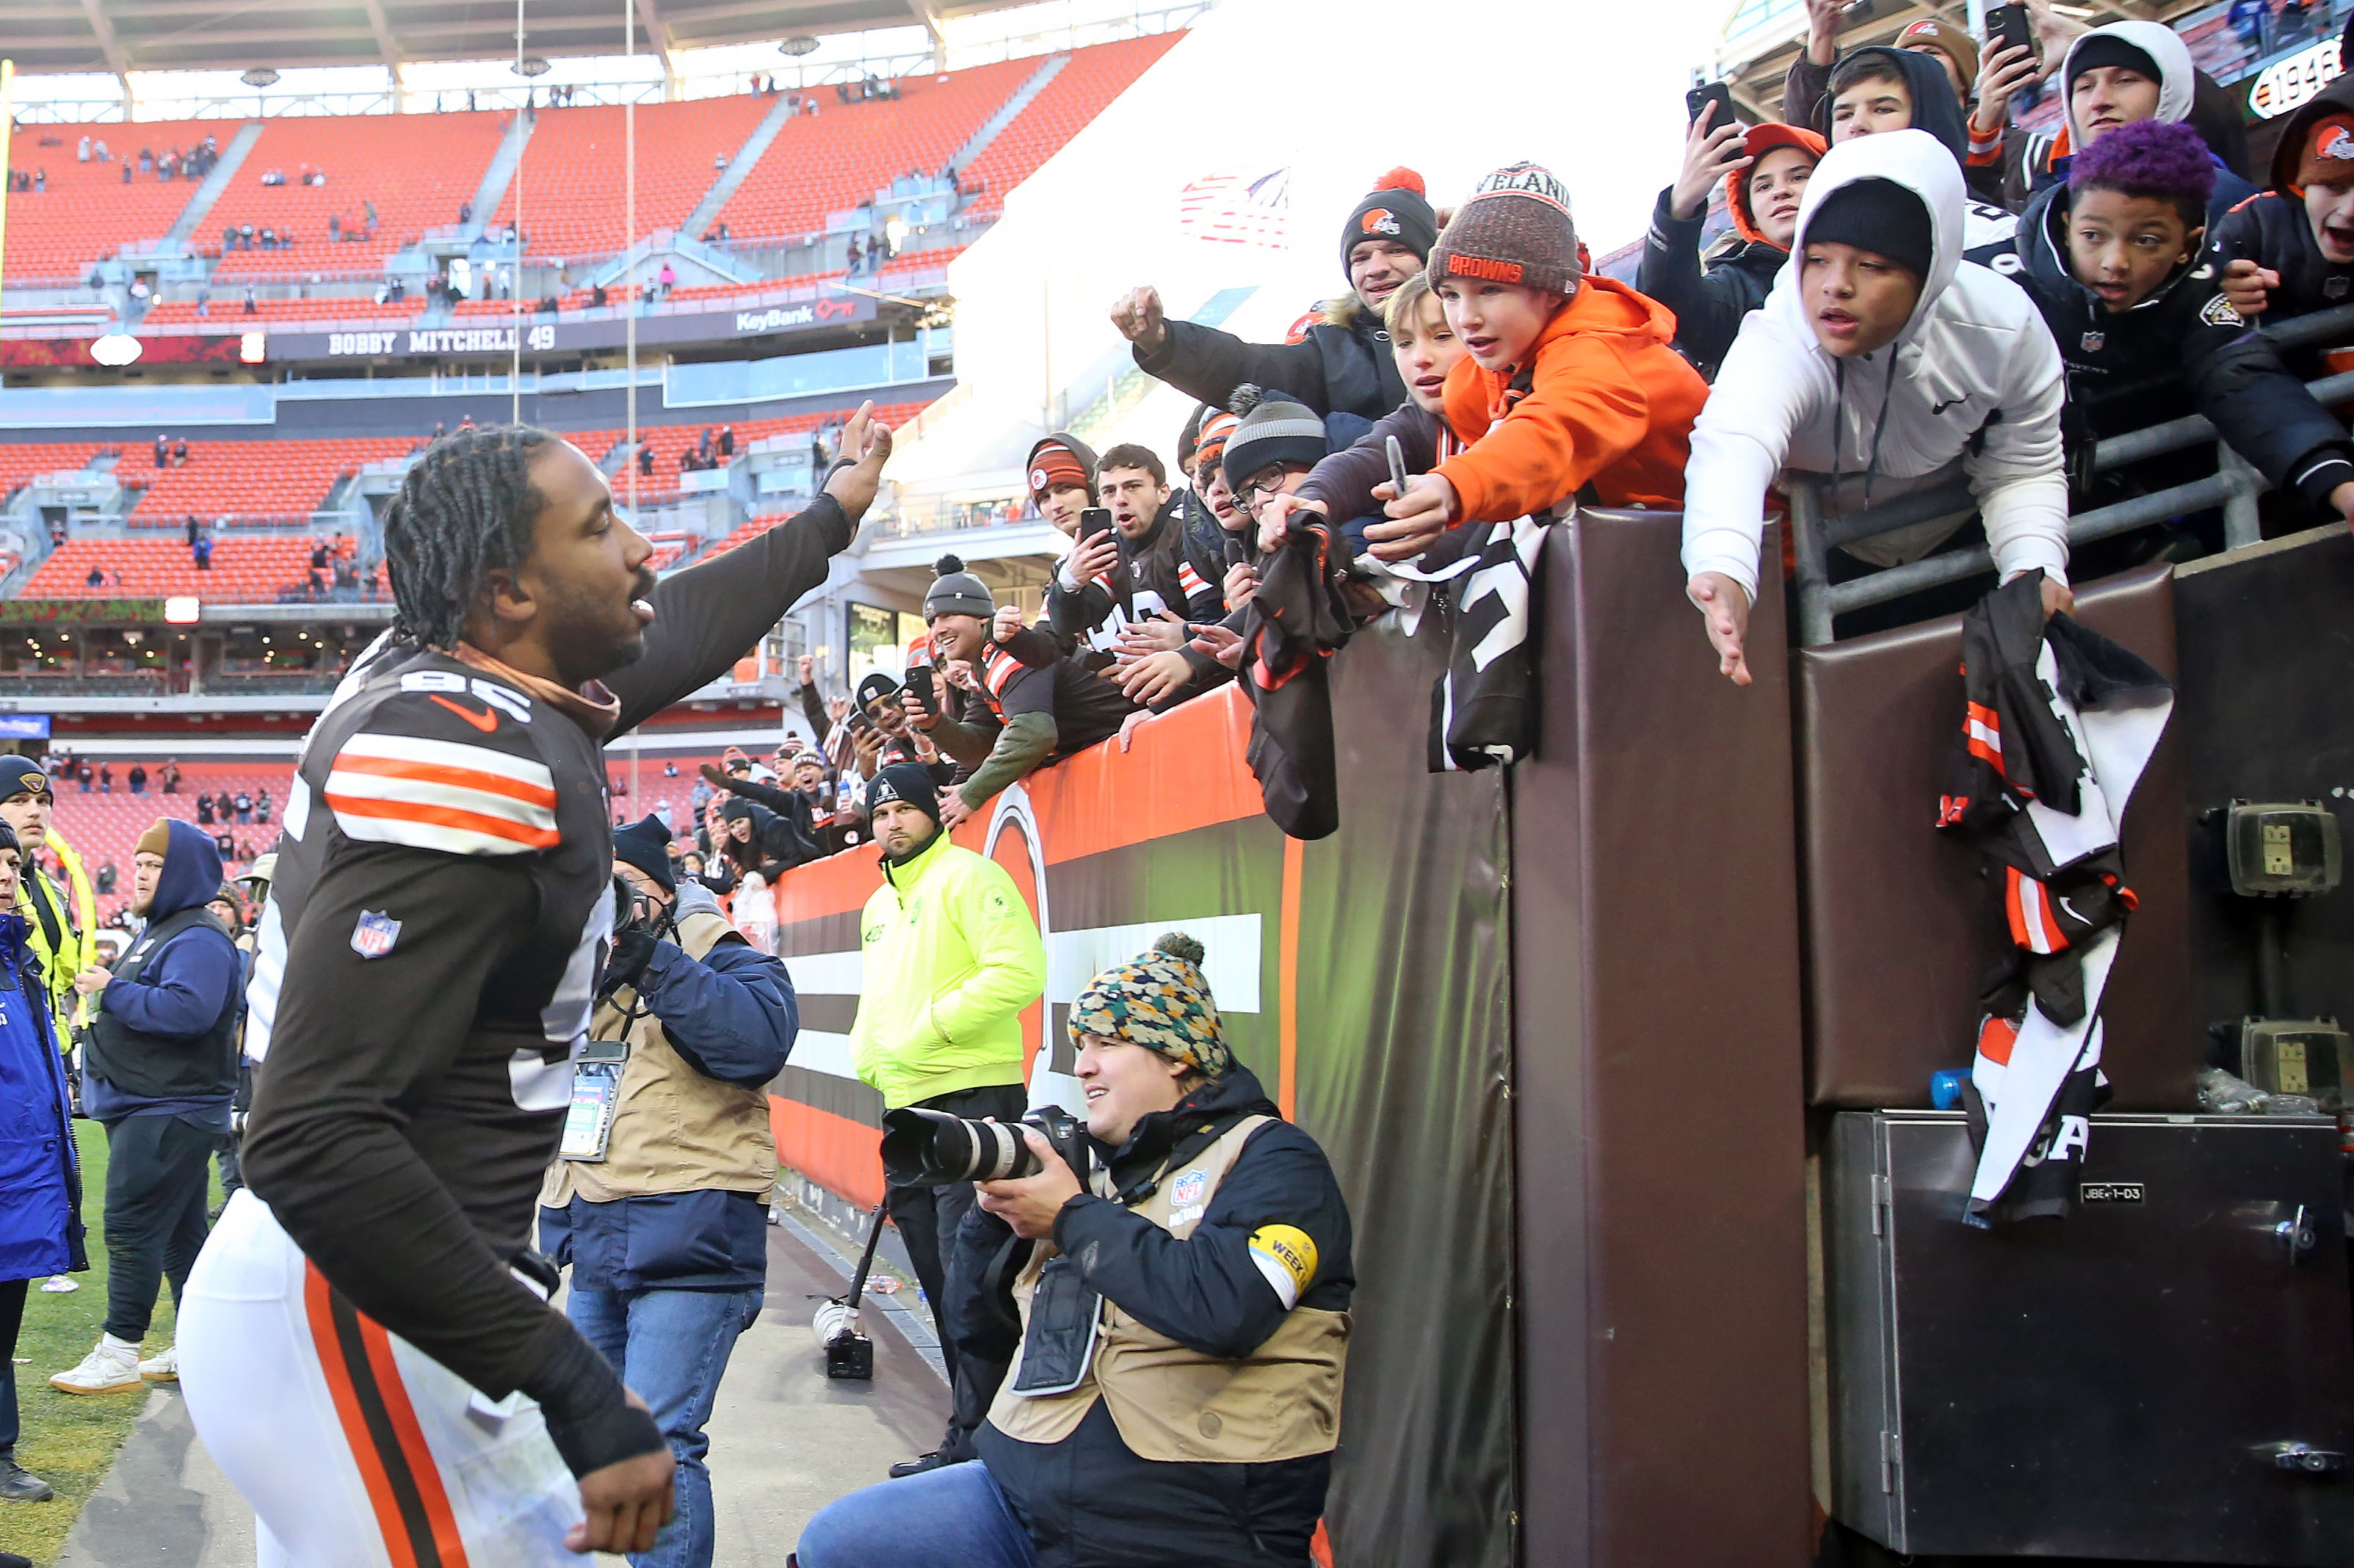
[383,424,554,652]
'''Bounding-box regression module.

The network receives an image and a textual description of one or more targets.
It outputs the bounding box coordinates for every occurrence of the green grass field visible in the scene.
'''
[2,1120,218,1568]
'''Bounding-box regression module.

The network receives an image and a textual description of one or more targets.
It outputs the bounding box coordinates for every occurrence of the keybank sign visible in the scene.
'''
[736,297,863,334]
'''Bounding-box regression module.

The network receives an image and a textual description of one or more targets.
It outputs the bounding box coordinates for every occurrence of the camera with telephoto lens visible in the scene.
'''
[880,1103,1086,1186]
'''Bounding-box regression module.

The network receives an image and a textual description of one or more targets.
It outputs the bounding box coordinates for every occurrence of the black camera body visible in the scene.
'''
[881,1103,1088,1186]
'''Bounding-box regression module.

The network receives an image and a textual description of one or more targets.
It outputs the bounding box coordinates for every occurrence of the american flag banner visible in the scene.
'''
[1177,167,1292,249]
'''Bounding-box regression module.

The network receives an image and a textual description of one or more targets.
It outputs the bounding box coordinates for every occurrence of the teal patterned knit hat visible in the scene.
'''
[1068,931,1232,1078]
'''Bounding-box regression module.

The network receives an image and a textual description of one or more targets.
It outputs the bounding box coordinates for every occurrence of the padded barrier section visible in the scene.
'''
[1797,564,2195,1111]
[1513,509,1814,1567]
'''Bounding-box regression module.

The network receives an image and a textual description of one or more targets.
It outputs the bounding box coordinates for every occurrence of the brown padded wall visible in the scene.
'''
[1797,565,2195,1110]
[1514,511,1813,1567]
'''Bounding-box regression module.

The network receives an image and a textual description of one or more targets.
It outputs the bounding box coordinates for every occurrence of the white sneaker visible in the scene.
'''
[137,1345,177,1382]
[50,1338,142,1395]
[37,1276,77,1293]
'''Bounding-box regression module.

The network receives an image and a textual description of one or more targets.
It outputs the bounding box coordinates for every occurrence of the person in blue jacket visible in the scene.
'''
[0,819,84,1509]
[53,819,237,1395]
[538,816,797,1568]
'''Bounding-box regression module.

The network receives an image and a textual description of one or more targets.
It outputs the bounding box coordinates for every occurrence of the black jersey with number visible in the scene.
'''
[239,493,850,1456]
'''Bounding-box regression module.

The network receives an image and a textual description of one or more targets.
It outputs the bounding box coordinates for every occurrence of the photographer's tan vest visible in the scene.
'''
[539,904,777,1206]
[986,1114,1350,1464]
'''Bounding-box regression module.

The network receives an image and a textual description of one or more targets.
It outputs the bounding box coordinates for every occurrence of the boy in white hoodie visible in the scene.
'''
[1682,130,2073,684]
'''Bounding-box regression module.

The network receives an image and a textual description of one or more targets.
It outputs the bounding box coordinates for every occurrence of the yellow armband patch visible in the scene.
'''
[1247,1224,1318,1310]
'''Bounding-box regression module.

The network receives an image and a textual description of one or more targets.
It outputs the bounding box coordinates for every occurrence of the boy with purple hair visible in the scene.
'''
[2004,117,2354,550]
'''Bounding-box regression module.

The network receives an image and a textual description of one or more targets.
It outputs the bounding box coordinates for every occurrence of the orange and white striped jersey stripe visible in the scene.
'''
[324,733,559,857]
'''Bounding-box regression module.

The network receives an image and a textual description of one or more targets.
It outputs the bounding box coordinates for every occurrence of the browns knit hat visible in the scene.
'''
[1428,162,1582,297]
[1068,930,1233,1078]
[2297,115,2354,189]
[1220,385,1326,489]
[1025,435,1098,504]
[922,553,994,620]
[1339,166,1438,282]
[1894,17,1980,89]
[1193,408,1242,476]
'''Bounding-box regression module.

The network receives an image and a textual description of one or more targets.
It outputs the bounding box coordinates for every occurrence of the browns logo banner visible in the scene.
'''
[761,623,1516,1568]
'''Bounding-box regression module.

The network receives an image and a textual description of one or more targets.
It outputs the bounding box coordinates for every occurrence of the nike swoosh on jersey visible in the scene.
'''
[325,732,559,855]
[427,694,501,732]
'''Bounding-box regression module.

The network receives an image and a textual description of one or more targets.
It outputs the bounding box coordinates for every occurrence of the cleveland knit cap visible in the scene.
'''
[922,553,994,620]
[1429,162,1582,296]
[1025,435,1098,504]
[2298,114,2354,189]
[789,748,826,772]
[1340,166,1438,281]
[613,813,676,893]
[868,761,942,828]
[2068,31,2161,88]
[1803,176,1934,280]
[1220,385,1326,489]
[1193,409,1242,476]
[1895,17,1980,86]
[1069,930,1233,1078]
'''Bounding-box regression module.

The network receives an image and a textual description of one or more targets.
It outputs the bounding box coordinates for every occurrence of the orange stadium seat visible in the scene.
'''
[43,762,298,919]
[115,437,415,526]
[143,297,426,330]
[25,537,339,599]
[0,445,106,504]
[206,112,509,277]
[0,119,227,283]
[715,59,1036,241]
[491,98,773,258]
[960,35,1180,221]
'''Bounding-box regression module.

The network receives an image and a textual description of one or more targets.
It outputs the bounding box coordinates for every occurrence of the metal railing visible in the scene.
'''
[1789,300,2354,645]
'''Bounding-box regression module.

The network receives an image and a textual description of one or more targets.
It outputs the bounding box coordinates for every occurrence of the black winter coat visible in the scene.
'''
[2010,181,2354,512]
[950,1066,1353,1568]
[1637,186,1787,380]
[1132,300,1405,421]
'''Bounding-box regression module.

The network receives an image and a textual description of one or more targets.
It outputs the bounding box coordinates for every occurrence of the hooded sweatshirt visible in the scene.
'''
[1433,275,1710,520]
[84,819,238,1123]
[2207,74,2354,336]
[1640,124,1828,380]
[2043,22,2257,227]
[1683,129,2071,604]
[2011,178,2354,514]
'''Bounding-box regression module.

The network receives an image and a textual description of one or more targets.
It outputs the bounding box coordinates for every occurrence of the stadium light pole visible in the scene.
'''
[0,59,14,319]
[625,0,638,523]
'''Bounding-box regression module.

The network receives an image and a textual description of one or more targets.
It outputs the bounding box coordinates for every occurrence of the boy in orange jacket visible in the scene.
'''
[1367,162,1710,561]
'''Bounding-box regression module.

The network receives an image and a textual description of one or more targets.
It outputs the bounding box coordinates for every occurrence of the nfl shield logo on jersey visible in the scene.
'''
[350,910,402,959]
[2081,331,2104,352]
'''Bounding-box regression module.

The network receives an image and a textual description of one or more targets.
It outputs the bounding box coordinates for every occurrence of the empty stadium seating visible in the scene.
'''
[43,763,295,918]
[493,98,774,258]
[1,120,225,283]
[206,112,509,276]
[960,35,1181,221]
[143,297,425,330]
[715,59,1037,241]
[118,437,416,526]
[0,444,106,504]
[24,537,355,600]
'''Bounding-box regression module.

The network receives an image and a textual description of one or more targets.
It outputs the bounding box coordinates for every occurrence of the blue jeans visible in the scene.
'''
[566,1282,764,1568]
[795,1459,1035,1568]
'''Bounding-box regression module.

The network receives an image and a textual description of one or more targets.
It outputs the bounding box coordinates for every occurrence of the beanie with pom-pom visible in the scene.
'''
[922,552,995,620]
[1221,384,1327,489]
[1341,165,1438,284]
[1068,929,1232,1077]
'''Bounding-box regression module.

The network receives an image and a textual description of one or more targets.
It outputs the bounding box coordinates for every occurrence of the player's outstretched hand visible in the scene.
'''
[822,401,895,522]
[567,1393,675,1555]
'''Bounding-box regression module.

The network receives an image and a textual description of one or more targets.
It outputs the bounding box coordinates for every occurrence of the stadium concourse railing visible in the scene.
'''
[1790,300,2354,645]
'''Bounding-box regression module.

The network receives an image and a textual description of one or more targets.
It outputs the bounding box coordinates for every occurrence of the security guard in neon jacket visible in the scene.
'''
[850,761,1045,1478]
[0,758,95,1052]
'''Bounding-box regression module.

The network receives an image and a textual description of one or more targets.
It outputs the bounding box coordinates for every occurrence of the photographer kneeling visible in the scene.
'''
[795,934,1354,1568]
[539,815,797,1568]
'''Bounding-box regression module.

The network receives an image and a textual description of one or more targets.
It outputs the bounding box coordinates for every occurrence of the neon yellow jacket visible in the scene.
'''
[850,829,1044,1111]
[20,828,95,1049]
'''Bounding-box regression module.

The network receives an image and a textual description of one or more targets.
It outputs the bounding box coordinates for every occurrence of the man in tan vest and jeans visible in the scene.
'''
[540,815,797,1568]
[795,931,1354,1568]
